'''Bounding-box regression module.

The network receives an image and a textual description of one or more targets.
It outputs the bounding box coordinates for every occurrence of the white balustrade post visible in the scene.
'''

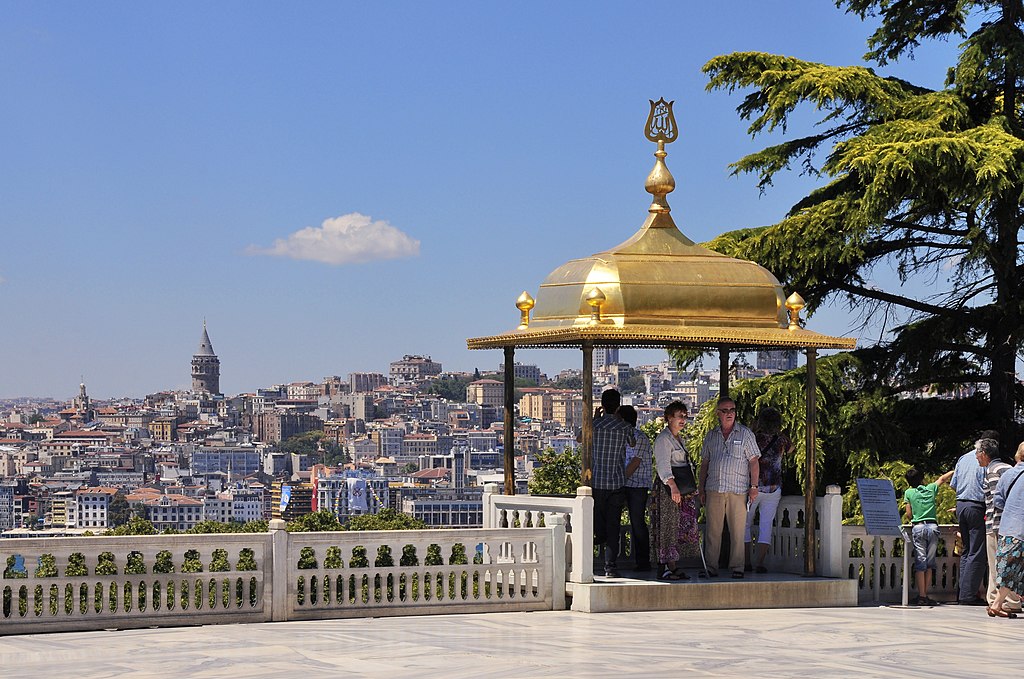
[269,519,289,622]
[482,483,499,529]
[548,514,567,610]
[818,485,844,577]
[573,486,594,584]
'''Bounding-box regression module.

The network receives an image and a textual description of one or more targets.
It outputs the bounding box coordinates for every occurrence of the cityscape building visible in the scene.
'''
[756,350,799,373]
[498,362,542,383]
[593,347,619,371]
[191,322,221,395]
[466,379,503,407]
[389,355,441,383]
[349,372,389,393]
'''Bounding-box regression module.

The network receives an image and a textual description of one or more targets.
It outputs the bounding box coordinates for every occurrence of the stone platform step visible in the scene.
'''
[567,571,858,613]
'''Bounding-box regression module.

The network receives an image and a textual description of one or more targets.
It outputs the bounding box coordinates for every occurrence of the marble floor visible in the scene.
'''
[0,604,1017,678]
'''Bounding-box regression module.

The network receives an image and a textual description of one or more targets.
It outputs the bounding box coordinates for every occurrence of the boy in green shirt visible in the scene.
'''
[903,467,954,605]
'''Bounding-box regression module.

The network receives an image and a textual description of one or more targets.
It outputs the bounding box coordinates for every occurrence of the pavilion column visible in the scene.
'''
[804,348,818,575]
[581,341,594,487]
[503,346,516,495]
[718,348,730,399]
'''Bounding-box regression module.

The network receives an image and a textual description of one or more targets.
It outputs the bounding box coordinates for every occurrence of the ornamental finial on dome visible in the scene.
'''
[644,98,677,214]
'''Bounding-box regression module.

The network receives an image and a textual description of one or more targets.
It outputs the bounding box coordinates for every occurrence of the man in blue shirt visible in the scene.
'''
[950,430,998,605]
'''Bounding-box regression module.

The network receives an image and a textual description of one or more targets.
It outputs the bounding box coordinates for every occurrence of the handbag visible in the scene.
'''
[671,464,697,497]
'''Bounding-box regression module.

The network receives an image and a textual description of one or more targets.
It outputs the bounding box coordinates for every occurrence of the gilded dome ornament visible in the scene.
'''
[586,288,607,325]
[516,291,535,329]
[644,98,678,144]
[785,292,806,330]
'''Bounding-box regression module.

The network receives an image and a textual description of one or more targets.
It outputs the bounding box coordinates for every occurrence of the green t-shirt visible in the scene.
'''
[904,482,939,523]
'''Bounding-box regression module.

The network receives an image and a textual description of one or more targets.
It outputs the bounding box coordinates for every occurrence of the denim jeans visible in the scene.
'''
[911,522,938,572]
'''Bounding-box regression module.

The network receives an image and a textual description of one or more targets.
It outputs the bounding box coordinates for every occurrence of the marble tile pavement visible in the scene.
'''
[0,603,1017,678]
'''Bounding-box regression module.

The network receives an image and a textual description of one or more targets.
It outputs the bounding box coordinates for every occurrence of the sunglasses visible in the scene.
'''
[717,408,736,414]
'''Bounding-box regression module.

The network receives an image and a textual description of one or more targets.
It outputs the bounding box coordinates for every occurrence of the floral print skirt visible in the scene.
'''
[996,534,1024,595]
[650,477,700,564]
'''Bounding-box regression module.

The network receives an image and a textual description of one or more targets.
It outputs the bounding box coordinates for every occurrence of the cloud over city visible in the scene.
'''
[246,212,420,265]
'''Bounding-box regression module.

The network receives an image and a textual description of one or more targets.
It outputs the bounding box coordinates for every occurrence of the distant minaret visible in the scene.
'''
[191,321,221,394]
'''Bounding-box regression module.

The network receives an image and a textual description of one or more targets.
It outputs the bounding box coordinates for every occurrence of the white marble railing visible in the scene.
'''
[0,533,269,635]
[283,524,565,619]
[761,492,845,578]
[484,486,846,582]
[0,519,566,636]
[482,484,593,583]
[842,524,959,603]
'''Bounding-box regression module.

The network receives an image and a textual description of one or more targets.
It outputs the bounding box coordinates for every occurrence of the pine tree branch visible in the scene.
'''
[938,342,993,358]
[833,281,971,318]
[883,218,970,238]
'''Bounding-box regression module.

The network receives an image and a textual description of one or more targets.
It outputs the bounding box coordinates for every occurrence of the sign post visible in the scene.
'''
[856,478,911,606]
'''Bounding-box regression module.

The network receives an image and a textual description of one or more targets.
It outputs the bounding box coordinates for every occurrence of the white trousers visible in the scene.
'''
[744,487,782,544]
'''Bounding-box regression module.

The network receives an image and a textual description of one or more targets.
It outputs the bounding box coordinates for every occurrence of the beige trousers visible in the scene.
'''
[705,491,747,573]
[987,531,1022,611]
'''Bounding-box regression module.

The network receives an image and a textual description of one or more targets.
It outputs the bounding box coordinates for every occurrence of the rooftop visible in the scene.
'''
[0,605,1012,678]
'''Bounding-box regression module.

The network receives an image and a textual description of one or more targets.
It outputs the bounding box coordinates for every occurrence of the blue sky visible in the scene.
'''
[0,1,963,399]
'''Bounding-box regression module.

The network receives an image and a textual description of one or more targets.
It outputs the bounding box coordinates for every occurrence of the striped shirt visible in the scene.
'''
[985,459,1012,533]
[700,423,760,494]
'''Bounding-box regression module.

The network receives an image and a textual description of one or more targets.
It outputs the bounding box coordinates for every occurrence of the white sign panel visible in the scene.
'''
[856,478,904,536]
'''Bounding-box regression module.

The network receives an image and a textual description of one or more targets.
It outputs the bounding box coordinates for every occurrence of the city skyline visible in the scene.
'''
[1,3,962,398]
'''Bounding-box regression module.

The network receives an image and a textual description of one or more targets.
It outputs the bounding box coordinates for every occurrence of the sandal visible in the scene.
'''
[671,567,691,580]
[987,606,1016,618]
[658,568,683,581]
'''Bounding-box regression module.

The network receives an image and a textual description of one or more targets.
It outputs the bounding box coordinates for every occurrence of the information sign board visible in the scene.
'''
[856,478,904,536]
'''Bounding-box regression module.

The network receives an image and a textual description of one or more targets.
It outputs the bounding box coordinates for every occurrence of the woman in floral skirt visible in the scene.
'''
[650,401,700,580]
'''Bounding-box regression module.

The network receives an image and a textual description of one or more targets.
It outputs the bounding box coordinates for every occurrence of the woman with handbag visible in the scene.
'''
[650,401,700,580]
[743,407,793,573]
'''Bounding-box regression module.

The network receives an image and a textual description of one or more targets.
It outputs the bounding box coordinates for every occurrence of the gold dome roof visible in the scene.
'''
[527,209,788,332]
[467,99,854,352]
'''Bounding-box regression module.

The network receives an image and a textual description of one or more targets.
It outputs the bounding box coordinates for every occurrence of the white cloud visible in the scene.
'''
[246,212,420,265]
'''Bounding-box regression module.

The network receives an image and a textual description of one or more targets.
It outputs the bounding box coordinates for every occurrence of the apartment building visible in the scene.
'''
[466,380,503,408]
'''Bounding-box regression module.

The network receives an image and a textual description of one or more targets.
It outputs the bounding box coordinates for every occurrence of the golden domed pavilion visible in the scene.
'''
[467,100,855,574]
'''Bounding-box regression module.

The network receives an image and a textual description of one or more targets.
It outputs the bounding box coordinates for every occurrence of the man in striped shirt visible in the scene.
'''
[977,437,1021,613]
[699,397,760,579]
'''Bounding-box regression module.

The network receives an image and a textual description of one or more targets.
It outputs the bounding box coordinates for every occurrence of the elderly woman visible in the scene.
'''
[650,401,700,580]
[743,407,793,573]
[977,438,1021,613]
[988,442,1024,618]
